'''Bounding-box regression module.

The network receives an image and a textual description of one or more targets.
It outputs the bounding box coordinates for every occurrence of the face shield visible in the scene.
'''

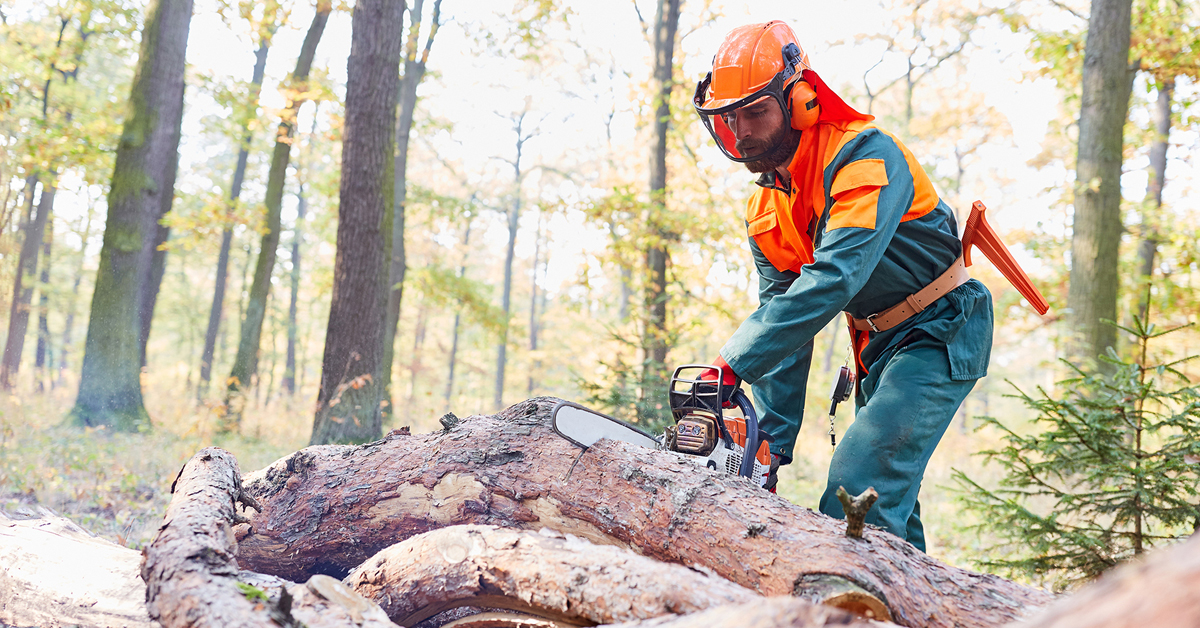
[695,52,804,163]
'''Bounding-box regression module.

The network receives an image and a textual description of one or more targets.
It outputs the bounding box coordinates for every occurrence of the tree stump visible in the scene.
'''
[237,398,1051,628]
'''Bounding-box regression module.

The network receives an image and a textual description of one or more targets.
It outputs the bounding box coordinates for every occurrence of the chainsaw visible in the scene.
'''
[552,365,774,487]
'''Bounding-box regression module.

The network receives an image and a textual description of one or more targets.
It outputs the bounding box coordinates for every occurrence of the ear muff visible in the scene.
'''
[788,79,819,130]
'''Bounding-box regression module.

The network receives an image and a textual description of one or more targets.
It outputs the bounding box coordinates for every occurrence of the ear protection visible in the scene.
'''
[787,79,820,130]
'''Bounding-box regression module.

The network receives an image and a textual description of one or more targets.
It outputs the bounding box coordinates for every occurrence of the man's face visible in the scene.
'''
[724,98,801,173]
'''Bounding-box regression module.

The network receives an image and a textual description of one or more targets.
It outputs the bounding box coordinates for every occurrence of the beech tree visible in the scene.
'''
[71,0,194,429]
[309,0,403,445]
[1067,0,1135,367]
[197,0,284,401]
[381,0,443,416]
[222,0,332,429]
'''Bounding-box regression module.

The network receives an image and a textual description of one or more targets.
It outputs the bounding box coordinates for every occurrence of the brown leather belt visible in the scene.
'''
[848,256,970,333]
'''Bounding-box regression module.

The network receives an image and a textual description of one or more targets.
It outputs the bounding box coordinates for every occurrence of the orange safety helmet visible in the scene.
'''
[694,21,820,162]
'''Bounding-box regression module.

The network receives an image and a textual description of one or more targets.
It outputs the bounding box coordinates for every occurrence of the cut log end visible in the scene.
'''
[794,573,892,623]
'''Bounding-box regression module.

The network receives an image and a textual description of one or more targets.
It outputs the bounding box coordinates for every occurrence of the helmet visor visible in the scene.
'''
[694,70,792,163]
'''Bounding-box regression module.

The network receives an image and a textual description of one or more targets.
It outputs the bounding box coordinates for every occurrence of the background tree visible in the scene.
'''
[222,0,332,429]
[71,0,194,430]
[381,0,443,417]
[640,0,681,413]
[196,0,285,400]
[309,0,403,445]
[1067,0,1135,368]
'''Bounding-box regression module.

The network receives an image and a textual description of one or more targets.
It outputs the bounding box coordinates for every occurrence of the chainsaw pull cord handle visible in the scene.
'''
[731,388,761,480]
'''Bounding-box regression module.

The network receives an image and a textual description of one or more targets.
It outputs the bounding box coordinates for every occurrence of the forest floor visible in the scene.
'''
[0,378,1019,583]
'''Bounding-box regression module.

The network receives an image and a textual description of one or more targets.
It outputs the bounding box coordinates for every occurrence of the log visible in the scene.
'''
[600,597,882,628]
[142,447,397,628]
[1014,533,1200,628]
[0,509,157,628]
[346,524,765,626]
[237,398,1051,628]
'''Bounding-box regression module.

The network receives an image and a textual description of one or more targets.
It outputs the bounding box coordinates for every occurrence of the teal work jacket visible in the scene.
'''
[719,119,993,462]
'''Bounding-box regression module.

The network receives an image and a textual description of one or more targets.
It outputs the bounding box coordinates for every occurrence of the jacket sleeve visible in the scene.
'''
[744,236,812,463]
[720,136,913,384]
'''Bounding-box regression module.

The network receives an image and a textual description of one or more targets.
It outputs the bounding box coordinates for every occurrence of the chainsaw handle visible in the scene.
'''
[731,389,760,481]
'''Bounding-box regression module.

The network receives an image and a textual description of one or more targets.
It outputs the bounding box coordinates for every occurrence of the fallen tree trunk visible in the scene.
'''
[1013,533,1200,628]
[0,509,157,628]
[346,524,768,626]
[141,447,398,628]
[237,398,1051,628]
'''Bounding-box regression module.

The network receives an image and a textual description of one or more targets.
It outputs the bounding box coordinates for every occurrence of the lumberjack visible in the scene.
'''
[690,20,1047,551]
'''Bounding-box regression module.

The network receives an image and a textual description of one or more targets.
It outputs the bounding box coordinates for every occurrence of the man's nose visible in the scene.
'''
[731,113,752,139]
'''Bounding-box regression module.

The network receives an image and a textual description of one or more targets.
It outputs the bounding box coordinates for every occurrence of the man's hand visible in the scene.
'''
[698,356,740,408]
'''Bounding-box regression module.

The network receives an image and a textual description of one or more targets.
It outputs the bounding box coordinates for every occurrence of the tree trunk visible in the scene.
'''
[34,207,53,391]
[225,1,332,428]
[347,524,765,626]
[383,0,442,417]
[1016,533,1200,628]
[72,0,193,430]
[239,398,1051,628]
[142,447,398,628]
[494,109,531,411]
[642,0,681,401]
[309,0,403,445]
[137,183,172,367]
[1067,0,1134,367]
[1,180,52,390]
[198,39,272,401]
[444,220,472,410]
[1134,78,1171,321]
[0,511,156,628]
[527,213,543,397]
[283,184,306,396]
[58,194,95,386]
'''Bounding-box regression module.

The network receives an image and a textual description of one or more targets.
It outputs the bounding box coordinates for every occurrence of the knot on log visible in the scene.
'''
[835,486,878,539]
[793,573,892,623]
[440,412,461,431]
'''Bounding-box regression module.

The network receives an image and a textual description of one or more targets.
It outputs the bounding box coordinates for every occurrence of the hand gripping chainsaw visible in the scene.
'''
[552,365,773,487]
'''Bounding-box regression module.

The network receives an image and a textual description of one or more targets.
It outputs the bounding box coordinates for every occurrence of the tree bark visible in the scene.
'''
[239,398,1050,628]
[1134,78,1171,321]
[58,195,96,386]
[1067,0,1134,367]
[198,39,272,401]
[309,0,403,445]
[382,0,442,417]
[283,184,306,396]
[642,0,681,401]
[142,447,399,628]
[494,108,531,411]
[0,511,156,628]
[1016,532,1200,628]
[72,0,193,430]
[34,205,53,390]
[224,1,332,427]
[1,180,53,390]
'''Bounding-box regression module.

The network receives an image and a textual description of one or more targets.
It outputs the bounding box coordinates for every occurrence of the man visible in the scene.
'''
[692,21,993,552]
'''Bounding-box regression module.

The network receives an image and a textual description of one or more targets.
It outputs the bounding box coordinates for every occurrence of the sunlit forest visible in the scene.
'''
[1,0,1198,598]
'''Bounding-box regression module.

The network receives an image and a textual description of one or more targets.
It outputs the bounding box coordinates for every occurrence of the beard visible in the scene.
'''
[737,125,802,173]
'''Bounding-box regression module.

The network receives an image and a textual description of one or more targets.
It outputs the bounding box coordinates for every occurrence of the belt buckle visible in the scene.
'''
[866,313,881,333]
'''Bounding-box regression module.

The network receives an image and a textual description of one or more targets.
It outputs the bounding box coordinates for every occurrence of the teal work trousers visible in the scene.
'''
[816,332,976,552]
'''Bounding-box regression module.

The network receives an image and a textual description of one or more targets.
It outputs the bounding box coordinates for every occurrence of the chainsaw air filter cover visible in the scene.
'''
[674,412,718,456]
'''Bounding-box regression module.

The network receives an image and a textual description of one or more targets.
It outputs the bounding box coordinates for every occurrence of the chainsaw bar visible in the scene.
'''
[550,401,659,450]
